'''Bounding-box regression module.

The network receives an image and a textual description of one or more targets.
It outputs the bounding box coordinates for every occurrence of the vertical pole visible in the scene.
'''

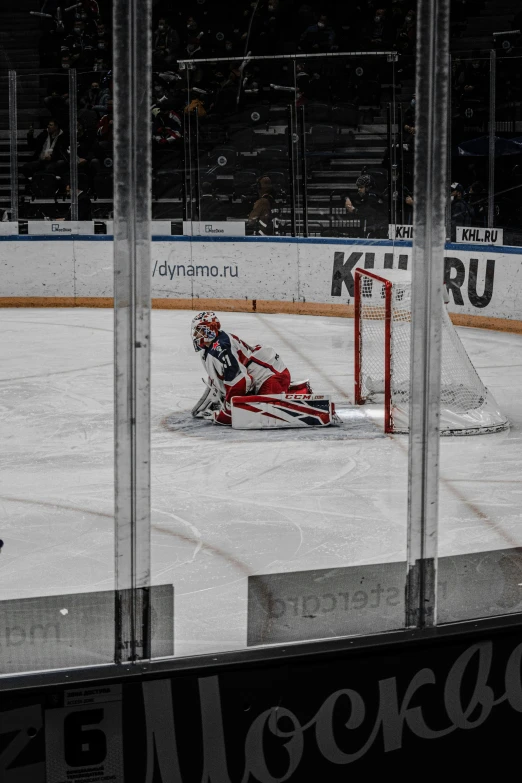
[446,53,452,237]
[181,104,188,223]
[8,71,19,222]
[488,49,496,228]
[287,104,297,238]
[186,68,193,223]
[299,105,309,237]
[113,0,152,662]
[398,103,405,224]
[406,0,450,629]
[68,69,78,222]
[386,104,394,226]
[194,107,201,221]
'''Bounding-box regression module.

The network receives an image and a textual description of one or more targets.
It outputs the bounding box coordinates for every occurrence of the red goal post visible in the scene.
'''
[354,267,509,436]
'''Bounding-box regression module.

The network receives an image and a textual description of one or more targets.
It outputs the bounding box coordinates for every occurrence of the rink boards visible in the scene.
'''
[1,235,522,330]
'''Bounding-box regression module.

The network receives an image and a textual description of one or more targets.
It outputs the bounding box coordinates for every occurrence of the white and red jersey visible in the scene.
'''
[201,330,288,406]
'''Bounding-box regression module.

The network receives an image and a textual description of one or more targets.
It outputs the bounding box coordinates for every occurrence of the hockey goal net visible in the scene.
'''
[354,268,508,435]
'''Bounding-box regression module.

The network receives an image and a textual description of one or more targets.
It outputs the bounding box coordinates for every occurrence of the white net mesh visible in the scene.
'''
[356,269,509,434]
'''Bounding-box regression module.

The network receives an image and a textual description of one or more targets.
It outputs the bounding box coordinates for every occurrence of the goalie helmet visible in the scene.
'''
[191,311,221,352]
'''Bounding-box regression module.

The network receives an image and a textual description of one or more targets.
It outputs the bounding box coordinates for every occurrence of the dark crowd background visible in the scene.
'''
[2,0,522,241]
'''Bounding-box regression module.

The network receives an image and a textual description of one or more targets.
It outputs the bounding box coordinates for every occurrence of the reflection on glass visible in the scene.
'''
[440,48,522,626]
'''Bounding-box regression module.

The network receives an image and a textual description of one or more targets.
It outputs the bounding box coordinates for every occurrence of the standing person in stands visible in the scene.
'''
[450,182,475,239]
[300,15,336,53]
[345,175,387,238]
[22,119,67,185]
[152,18,180,68]
[56,174,93,222]
[248,180,275,236]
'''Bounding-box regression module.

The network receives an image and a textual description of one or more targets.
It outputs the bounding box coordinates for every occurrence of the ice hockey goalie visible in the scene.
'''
[190,311,338,429]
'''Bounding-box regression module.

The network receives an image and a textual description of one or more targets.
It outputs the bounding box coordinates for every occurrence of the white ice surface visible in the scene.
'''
[0,308,521,658]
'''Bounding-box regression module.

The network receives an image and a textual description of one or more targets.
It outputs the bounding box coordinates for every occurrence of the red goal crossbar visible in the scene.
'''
[354,268,393,433]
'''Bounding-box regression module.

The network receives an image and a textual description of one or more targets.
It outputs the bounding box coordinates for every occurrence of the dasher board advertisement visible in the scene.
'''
[456,226,504,245]
[45,685,123,783]
[388,224,414,240]
[2,619,522,777]
[183,221,246,237]
[26,221,95,235]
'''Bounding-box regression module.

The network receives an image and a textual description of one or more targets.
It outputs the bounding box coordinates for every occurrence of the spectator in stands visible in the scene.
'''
[94,22,112,62]
[43,75,70,130]
[96,100,114,144]
[185,16,205,56]
[248,185,275,236]
[57,174,93,221]
[90,100,114,174]
[402,98,416,160]
[345,174,387,237]
[455,56,488,103]
[295,61,311,99]
[22,119,67,185]
[300,15,336,53]
[367,8,394,48]
[153,18,180,68]
[152,106,183,147]
[200,181,225,220]
[468,181,487,227]
[52,121,94,190]
[62,19,95,69]
[93,55,109,73]
[78,0,101,34]
[450,182,475,238]
[78,81,102,134]
[92,78,112,114]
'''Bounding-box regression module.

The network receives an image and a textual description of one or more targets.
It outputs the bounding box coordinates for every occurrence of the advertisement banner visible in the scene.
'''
[183,221,246,237]
[2,620,522,775]
[1,237,522,324]
[45,685,123,783]
[0,221,18,235]
[456,226,504,245]
[26,221,95,236]
[388,224,414,240]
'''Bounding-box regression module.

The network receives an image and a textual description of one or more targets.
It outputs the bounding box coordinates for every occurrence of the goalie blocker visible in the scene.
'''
[231,394,339,429]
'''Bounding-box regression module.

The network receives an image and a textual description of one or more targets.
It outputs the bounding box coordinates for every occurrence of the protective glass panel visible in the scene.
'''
[151,53,410,660]
[449,52,491,242]
[0,67,116,675]
[438,45,522,626]
[494,50,522,246]
[295,54,398,240]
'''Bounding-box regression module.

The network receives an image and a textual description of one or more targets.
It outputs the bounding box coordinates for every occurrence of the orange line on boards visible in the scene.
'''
[1,296,521,333]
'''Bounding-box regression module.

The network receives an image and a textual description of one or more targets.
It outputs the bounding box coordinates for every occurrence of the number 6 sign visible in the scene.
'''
[45,687,123,783]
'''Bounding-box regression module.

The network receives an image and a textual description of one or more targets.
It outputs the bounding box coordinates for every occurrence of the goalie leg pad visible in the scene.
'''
[231,394,337,429]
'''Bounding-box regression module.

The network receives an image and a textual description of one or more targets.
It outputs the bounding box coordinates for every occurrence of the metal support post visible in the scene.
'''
[386,104,395,226]
[68,68,78,222]
[8,71,19,222]
[299,105,309,237]
[406,0,450,629]
[488,49,496,228]
[287,104,297,237]
[446,53,452,238]
[113,0,152,662]
[194,107,201,221]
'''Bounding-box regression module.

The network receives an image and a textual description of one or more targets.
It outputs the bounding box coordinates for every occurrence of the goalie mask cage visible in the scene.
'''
[354,268,509,435]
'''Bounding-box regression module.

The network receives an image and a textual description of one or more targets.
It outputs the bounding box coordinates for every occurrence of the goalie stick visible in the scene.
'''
[191,379,224,418]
